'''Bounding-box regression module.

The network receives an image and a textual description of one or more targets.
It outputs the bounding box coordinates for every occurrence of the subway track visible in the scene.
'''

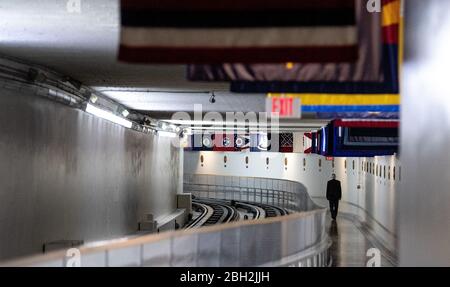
[249,202,290,218]
[185,198,290,229]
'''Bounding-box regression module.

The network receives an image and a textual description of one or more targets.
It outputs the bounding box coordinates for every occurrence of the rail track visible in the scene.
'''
[185,198,290,229]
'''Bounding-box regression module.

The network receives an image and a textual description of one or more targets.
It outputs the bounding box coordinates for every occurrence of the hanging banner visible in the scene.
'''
[188,0,400,95]
[119,0,358,63]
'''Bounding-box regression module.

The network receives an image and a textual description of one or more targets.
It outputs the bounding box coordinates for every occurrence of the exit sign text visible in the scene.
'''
[266,97,301,118]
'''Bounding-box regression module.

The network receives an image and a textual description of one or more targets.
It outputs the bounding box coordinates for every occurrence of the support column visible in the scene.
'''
[401,0,450,266]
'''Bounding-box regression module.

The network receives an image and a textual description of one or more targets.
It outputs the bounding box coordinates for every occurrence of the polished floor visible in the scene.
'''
[314,198,395,267]
[327,217,393,267]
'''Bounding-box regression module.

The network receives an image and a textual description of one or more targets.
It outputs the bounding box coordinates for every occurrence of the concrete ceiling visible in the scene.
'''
[99,88,266,113]
[0,0,227,91]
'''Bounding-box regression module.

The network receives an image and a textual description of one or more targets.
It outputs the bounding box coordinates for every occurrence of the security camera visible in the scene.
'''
[209,93,216,104]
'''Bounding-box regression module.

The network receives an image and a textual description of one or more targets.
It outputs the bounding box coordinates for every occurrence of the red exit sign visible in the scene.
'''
[266,96,301,118]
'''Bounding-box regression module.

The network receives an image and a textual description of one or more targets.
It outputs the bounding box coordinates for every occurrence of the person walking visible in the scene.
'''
[326,174,342,220]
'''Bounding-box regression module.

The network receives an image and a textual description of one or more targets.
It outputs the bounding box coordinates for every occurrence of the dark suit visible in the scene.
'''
[326,179,342,219]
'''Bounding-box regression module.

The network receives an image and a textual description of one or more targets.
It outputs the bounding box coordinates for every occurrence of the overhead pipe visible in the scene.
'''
[0,54,183,137]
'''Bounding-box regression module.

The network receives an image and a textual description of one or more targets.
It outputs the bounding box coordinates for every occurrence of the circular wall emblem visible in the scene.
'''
[223,137,231,147]
[202,137,213,148]
[235,137,245,147]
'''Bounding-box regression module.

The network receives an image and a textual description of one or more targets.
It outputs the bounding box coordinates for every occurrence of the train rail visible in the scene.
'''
[185,198,289,229]
[184,202,214,229]
[234,201,266,219]
[250,202,290,218]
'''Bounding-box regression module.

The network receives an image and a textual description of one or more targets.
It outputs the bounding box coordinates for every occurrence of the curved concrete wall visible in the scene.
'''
[184,151,400,252]
[0,84,181,261]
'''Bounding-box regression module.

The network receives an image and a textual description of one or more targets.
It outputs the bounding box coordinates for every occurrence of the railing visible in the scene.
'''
[2,209,330,267]
[184,174,321,212]
[2,175,331,267]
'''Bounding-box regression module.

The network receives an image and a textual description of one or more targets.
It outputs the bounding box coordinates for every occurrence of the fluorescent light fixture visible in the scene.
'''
[169,124,178,132]
[164,119,329,128]
[158,131,177,138]
[160,122,168,130]
[190,126,247,131]
[86,104,133,129]
[121,109,130,118]
[90,95,98,104]
[322,128,326,152]
[183,128,193,135]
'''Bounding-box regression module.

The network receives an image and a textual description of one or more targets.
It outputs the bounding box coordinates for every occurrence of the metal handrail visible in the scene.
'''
[2,208,329,267]
[2,175,330,267]
[184,174,321,212]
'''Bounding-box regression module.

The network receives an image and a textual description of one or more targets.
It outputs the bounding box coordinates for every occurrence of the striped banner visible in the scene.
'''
[119,0,358,63]
[213,134,236,152]
[188,0,401,95]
